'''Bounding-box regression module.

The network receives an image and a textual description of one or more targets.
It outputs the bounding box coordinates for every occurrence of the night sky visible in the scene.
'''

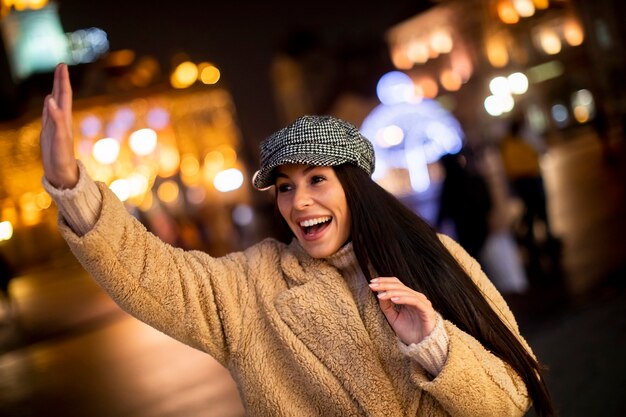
[53,0,432,146]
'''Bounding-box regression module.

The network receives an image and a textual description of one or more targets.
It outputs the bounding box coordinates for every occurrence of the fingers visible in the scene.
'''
[369,277,433,309]
[51,64,60,103]
[58,64,73,127]
[370,277,438,344]
[46,96,62,123]
[42,94,51,127]
[43,95,69,144]
[50,64,72,124]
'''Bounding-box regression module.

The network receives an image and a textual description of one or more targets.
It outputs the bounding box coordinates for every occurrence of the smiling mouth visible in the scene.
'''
[299,216,332,238]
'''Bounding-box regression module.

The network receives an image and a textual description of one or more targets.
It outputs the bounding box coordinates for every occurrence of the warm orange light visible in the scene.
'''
[199,64,221,84]
[180,154,200,177]
[19,192,41,226]
[2,203,18,225]
[486,35,509,67]
[157,180,180,204]
[497,1,520,24]
[3,0,49,10]
[440,70,462,91]
[106,49,136,67]
[28,0,48,9]
[35,192,52,210]
[13,0,27,11]
[158,146,180,177]
[430,30,453,54]
[532,0,549,10]
[513,0,535,17]
[139,192,153,211]
[171,61,198,89]
[390,47,413,70]
[563,18,584,46]
[573,106,590,123]
[407,41,429,64]
[203,151,225,172]
[216,144,237,166]
[539,29,562,55]
[416,77,438,99]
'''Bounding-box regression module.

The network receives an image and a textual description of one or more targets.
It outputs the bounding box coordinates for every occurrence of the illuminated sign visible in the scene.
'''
[1,3,108,81]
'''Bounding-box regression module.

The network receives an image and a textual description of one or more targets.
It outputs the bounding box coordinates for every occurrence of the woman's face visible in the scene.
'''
[275,164,351,258]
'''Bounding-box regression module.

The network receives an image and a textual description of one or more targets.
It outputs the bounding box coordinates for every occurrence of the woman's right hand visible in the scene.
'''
[40,63,78,189]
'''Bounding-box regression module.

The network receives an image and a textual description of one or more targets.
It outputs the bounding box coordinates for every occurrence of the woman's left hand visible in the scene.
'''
[369,277,438,345]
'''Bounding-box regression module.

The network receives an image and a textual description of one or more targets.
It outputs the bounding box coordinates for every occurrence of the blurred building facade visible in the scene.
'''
[383,0,625,145]
[270,0,624,145]
[0,1,272,270]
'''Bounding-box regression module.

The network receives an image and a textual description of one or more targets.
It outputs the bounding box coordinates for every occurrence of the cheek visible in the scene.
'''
[276,196,291,222]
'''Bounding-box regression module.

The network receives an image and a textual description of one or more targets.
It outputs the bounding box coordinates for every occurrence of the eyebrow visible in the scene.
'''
[275,165,319,179]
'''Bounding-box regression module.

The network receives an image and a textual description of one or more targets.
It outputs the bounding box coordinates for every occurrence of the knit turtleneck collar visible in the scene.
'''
[325,242,359,274]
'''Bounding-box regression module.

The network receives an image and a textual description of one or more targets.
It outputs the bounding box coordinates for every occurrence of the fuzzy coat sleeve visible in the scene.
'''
[417,234,532,417]
[57,183,257,366]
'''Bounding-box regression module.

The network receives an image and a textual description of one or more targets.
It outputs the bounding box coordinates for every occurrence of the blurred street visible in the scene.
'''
[0,128,625,417]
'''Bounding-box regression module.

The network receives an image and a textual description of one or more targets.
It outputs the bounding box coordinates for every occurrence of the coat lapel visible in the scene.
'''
[274,242,405,416]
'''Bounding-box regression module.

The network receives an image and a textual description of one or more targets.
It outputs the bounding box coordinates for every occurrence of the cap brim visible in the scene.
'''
[252,153,346,190]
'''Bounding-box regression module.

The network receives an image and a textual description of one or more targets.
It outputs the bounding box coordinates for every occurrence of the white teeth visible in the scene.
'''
[299,216,331,227]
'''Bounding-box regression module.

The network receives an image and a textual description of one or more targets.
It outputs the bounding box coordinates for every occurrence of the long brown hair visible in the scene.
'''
[333,163,554,417]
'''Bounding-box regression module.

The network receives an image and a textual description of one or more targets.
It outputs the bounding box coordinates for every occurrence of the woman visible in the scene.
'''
[41,64,553,416]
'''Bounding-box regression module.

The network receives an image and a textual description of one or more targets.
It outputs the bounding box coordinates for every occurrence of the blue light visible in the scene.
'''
[80,115,101,138]
[360,99,464,193]
[376,71,415,105]
[147,107,170,130]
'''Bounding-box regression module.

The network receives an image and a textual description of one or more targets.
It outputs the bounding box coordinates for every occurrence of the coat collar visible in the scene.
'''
[274,239,408,415]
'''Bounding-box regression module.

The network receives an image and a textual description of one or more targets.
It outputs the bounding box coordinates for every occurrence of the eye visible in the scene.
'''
[277,183,293,193]
[311,175,326,184]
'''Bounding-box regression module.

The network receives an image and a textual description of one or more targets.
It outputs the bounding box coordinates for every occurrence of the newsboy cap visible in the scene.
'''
[252,115,375,190]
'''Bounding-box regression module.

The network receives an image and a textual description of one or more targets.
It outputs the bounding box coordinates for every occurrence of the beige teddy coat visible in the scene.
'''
[58,184,531,416]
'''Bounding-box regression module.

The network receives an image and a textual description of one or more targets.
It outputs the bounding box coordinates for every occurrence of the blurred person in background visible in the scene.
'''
[499,120,560,269]
[590,100,617,165]
[438,149,528,295]
[39,64,554,416]
[436,151,492,260]
[478,145,530,295]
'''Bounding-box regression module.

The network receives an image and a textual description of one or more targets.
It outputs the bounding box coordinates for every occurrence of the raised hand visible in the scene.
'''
[369,277,438,345]
[40,63,78,189]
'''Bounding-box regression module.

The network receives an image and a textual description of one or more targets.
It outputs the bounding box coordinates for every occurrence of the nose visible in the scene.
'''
[293,186,313,209]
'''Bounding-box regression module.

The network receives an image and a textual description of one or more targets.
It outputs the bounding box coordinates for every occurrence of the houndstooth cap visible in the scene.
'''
[252,115,375,190]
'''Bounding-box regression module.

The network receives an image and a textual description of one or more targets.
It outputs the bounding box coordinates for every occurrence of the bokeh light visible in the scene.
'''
[497,1,520,24]
[507,72,528,94]
[198,63,221,84]
[361,99,464,193]
[539,29,562,55]
[513,0,535,17]
[157,180,180,203]
[551,103,570,126]
[129,128,158,156]
[171,61,198,89]
[376,71,415,105]
[109,179,131,201]
[92,137,120,164]
[564,18,584,46]
[233,204,254,226]
[375,125,405,148]
[214,168,244,192]
[0,220,14,241]
[489,76,510,96]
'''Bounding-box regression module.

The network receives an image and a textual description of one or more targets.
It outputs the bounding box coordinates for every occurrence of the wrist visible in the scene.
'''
[47,163,79,189]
